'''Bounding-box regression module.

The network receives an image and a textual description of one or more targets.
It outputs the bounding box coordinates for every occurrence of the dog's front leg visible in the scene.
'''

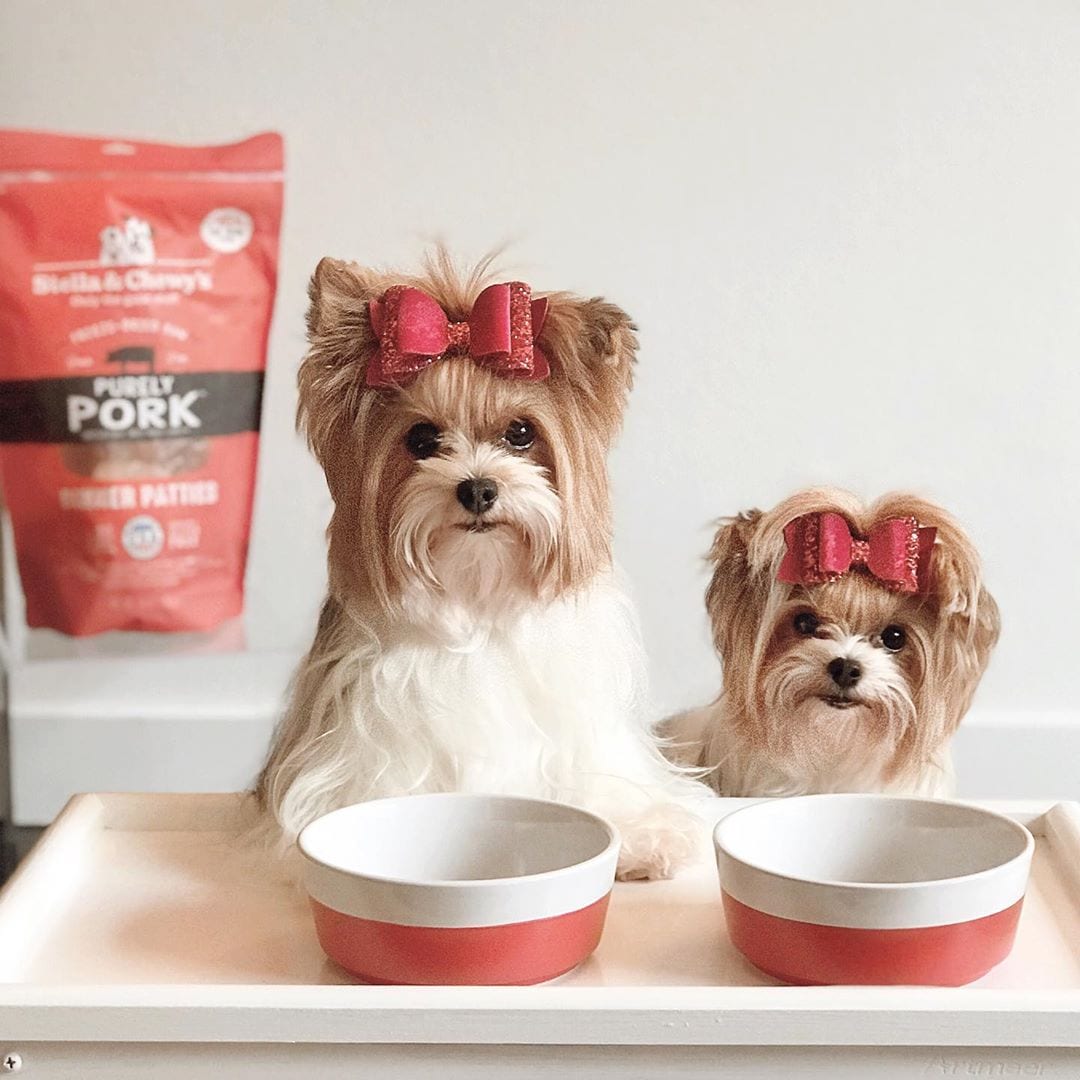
[574,731,709,882]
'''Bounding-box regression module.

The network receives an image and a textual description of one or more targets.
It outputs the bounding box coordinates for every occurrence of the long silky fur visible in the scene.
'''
[255,251,704,880]
[664,488,1001,797]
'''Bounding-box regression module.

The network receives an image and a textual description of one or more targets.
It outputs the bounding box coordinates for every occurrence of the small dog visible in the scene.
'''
[665,488,1000,797]
[256,253,702,880]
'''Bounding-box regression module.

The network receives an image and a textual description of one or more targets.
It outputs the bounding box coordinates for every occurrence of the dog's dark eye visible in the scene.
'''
[405,422,441,459]
[503,418,535,450]
[793,611,819,636]
[881,625,907,651]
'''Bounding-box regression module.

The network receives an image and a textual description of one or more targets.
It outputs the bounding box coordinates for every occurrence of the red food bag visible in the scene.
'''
[0,130,284,635]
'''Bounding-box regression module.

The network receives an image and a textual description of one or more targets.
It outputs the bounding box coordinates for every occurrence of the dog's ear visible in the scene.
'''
[297,258,385,470]
[705,510,769,661]
[872,494,1002,730]
[872,494,1001,665]
[537,294,637,445]
[305,256,381,343]
[924,522,1001,721]
[924,526,996,634]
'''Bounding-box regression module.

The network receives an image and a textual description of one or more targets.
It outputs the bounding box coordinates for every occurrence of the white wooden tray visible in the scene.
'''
[1,793,1078,1079]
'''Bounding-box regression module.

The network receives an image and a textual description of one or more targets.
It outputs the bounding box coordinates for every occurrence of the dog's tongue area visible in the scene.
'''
[821,694,858,710]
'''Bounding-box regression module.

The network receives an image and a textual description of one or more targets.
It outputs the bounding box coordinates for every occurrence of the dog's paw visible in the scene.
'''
[614,803,704,881]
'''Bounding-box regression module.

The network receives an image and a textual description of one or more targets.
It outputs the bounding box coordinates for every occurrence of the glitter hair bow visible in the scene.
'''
[366,282,549,387]
[777,512,937,594]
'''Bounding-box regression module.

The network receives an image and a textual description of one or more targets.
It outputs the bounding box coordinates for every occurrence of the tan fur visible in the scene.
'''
[289,252,636,617]
[668,488,1001,795]
[254,252,706,884]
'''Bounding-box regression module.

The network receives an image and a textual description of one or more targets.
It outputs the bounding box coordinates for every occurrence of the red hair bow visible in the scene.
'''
[778,512,936,594]
[366,281,549,387]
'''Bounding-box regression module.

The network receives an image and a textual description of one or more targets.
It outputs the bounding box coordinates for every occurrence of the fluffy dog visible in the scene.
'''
[665,488,1000,797]
[256,253,702,880]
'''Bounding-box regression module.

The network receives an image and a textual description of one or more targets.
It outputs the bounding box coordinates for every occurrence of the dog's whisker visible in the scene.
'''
[256,252,703,884]
[664,487,999,800]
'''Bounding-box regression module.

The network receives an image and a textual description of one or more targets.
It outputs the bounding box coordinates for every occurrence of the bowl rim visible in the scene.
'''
[298,792,621,890]
[713,793,1035,893]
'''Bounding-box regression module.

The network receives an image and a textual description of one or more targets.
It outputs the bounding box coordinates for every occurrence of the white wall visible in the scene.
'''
[2,0,1080,723]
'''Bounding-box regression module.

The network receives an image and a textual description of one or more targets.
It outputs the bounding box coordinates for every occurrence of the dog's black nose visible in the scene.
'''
[827,657,862,689]
[456,477,499,515]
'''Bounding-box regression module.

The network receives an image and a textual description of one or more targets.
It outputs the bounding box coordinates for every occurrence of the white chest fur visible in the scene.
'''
[341,577,652,802]
[268,575,706,880]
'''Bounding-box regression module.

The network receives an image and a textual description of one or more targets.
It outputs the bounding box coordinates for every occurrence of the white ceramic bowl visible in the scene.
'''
[299,793,619,985]
[714,794,1034,985]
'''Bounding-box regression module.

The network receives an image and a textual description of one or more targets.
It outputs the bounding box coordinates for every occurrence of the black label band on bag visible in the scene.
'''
[0,370,265,443]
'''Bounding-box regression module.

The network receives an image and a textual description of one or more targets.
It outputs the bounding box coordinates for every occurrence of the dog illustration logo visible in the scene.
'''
[98,216,156,266]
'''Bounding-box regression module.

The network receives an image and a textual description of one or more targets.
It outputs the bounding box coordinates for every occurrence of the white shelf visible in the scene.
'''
[8,651,295,823]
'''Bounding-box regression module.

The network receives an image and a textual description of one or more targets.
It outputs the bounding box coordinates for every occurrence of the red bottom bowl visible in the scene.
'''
[299,794,620,985]
[714,795,1034,986]
[723,892,1024,986]
[311,893,611,985]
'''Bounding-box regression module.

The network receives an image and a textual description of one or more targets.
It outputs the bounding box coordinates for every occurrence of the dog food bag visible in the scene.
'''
[0,130,284,635]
